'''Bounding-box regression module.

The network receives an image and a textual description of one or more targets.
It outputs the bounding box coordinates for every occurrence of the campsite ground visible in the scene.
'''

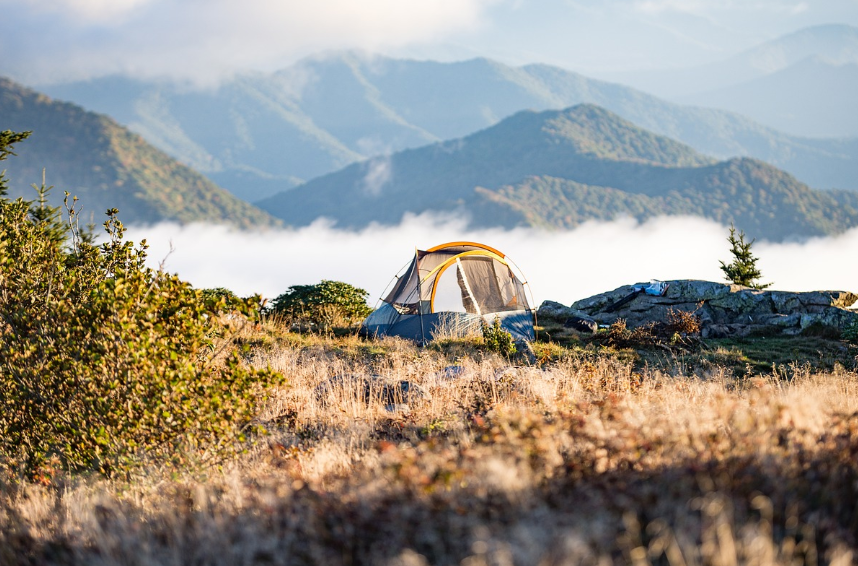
[2,320,858,565]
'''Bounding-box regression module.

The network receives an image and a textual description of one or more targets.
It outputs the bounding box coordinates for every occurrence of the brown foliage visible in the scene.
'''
[2,330,858,565]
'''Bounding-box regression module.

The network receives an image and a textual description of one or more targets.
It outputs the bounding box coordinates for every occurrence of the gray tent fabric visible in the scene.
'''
[460,257,504,313]
[362,242,535,343]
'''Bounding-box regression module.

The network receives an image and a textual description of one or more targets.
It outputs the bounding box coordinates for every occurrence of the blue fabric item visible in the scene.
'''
[633,280,669,297]
[361,305,535,343]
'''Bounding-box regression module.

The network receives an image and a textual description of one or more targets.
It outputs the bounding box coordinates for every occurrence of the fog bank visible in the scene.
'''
[128,215,858,308]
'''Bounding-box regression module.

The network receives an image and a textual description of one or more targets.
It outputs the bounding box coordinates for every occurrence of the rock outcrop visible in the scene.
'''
[539,280,858,338]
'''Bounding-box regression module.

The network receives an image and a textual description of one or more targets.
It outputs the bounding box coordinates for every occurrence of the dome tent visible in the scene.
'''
[361,242,535,343]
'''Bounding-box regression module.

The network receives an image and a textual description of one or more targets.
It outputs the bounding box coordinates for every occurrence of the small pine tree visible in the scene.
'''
[719,224,772,289]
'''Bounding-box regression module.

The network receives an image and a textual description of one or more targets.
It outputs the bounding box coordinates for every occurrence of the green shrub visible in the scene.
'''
[482,317,517,357]
[199,286,254,312]
[0,131,281,479]
[269,280,372,330]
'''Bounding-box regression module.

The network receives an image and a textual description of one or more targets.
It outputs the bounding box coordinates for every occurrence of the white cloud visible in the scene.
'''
[24,0,152,23]
[634,0,709,15]
[632,0,810,23]
[356,138,394,197]
[632,0,811,16]
[3,0,856,84]
[361,157,393,197]
[0,0,499,85]
[127,216,858,308]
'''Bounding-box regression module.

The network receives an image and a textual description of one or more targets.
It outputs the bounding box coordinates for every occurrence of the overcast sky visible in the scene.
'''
[2,0,858,86]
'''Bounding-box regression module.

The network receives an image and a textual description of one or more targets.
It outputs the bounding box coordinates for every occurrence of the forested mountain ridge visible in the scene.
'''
[43,52,858,202]
[257,104,858,242]
[0,77,279,228]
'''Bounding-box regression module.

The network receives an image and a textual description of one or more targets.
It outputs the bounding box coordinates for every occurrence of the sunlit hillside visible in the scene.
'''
[1,77,278,228]
[3,323,858,565]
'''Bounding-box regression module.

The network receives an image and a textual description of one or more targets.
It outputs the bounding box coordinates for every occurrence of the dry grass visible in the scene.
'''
[2,324,858,565]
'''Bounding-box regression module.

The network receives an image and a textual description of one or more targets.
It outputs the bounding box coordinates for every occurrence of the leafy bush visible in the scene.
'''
[596,319,660,349]
[269,280,372,330]
[595,313,702,351]
[199,286,255,312]
[482,317,517,357]
[665,307,701,336]
[0,131,280,478]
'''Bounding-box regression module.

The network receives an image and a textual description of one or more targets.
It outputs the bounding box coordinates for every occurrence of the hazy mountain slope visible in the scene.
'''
[257,105,857,241]
[0,77,278,228]
[830,188,858,213]
[477,158,855,242]
[45,74,363,202]
[609,24,858,98]
[682,57,858,138]
[43,52,858,201]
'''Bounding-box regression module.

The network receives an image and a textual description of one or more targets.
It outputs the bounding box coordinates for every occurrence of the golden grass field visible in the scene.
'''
[2,321,858,566]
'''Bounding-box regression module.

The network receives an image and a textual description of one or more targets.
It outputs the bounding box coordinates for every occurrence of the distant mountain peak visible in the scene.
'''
[743,23,858,72]
[470,103,712,167]
[779,23,858,39]
[41,52,858,204]
[256,102,858,242]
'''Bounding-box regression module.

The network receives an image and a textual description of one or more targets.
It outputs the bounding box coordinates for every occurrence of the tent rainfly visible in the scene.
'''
[361,242,535,343]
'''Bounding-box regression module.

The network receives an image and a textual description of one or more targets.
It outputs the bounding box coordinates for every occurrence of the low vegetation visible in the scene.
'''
[0,131,280,479]
[481,316,518,357]
[1,319,857,565]
[269,280,373,331]
[3,132,858,564]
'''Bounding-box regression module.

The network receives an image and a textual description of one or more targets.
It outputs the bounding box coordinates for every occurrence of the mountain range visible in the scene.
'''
[43,48,858,203]
[0,77,278,228]
[5,26,858,239]
[257,105,858,242]
[680,56,858,138]
[609,24,858,138]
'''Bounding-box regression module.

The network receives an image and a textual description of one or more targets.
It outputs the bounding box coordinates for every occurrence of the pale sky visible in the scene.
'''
[2,0,857,86]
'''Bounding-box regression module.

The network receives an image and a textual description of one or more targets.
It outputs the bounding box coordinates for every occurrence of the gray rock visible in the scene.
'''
[536,301,592,323]
[536,300,598,335]
[800,309,858,330]
[702,324,751,339]
[563,279,858,338]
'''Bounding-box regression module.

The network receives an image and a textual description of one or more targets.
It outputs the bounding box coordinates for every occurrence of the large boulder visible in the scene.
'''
[556,280,858,339]
[537,300,592,322]
[536,301,598,334]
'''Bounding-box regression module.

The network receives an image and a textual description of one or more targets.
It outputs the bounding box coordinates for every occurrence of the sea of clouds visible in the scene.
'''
[127,214,858,309]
